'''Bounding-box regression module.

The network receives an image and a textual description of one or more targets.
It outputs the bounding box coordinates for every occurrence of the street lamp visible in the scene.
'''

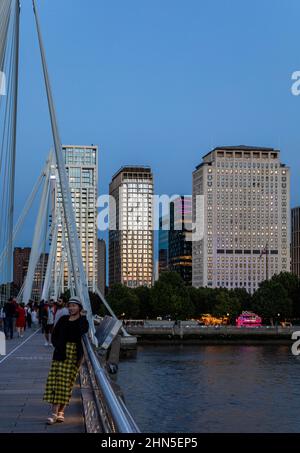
[277,313,280,329]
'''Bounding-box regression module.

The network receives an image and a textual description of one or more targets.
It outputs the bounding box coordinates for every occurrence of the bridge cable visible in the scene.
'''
[6,0,20,298]
[0,169,45,273]
[0,1,19,300]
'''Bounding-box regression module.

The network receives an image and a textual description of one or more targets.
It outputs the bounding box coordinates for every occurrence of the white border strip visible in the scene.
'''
[0,329,41,365]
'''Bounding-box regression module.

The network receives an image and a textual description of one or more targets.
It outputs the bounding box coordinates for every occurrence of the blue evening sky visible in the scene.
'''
[16,0,300,247]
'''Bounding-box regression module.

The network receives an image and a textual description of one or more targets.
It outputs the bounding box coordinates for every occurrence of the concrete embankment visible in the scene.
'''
[124,322,299,345]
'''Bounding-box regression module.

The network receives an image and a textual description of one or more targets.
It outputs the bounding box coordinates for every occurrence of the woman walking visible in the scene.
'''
[26,302,33,329]
[31,307,39,330]
[44,296,89,424]
[16,303,26,338]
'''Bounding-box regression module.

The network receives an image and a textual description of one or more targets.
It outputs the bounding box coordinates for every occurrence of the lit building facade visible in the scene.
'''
[13,247,48,301]
[192,146,290,293]
[109,166,154,288]
[55,145,98,292]
[291,207,300,278]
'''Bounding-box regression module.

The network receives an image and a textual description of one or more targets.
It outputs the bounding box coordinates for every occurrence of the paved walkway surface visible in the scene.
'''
[0,327,85,433]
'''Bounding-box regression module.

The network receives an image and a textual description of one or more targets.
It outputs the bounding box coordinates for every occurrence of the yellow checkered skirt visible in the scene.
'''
[44,342,78,406]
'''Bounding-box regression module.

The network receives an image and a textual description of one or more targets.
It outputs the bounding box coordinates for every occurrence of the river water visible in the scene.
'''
[117,344,300,433]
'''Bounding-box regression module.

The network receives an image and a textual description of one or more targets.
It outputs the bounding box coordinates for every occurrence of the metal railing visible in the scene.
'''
[82,335,140,433]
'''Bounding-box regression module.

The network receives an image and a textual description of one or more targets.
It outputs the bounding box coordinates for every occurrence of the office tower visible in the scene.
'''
[55,145,98,292]
[97,238,106,296]
[109,166,154,288]
[169,196,192,284]
[158,196,192,283]
[13,247,48,301]
[32,253,49,300]
[192,146,290,293]
[291,207,300,278]
[158,215,169,275]
[13,247,31,290]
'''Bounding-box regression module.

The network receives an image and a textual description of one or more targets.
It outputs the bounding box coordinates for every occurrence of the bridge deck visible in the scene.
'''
[0,327,85,433]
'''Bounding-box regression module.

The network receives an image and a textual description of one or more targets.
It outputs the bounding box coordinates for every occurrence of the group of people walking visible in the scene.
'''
[0,297,39,339]
[39,298,69,346]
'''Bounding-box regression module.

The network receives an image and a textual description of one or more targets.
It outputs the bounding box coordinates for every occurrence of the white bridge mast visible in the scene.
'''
[32,0,96,344]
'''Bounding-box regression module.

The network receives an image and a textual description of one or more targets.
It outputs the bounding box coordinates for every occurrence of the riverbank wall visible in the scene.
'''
[125,323,299,345]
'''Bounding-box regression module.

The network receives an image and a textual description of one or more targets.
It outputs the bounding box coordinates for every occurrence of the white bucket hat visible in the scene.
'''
[67,296,83,307]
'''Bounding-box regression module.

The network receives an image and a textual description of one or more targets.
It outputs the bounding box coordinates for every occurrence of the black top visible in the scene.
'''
[65,318,84,343]
[3,302,16,318]
[51,315,89,364]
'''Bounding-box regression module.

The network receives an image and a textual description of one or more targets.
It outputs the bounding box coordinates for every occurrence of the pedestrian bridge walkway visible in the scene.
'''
[0,328,85,433]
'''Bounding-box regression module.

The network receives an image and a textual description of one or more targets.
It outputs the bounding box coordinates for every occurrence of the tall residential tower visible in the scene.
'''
[55,145,98,293]
[109,166,154,288]
[13,247,48,301]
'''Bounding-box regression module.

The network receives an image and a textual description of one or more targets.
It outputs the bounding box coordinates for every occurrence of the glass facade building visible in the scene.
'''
[169,196,192,284]
[158,216,169,275]
[158,196,192,284]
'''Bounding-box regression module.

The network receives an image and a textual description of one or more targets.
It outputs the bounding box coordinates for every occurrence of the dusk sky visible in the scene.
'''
[15,0,300,247]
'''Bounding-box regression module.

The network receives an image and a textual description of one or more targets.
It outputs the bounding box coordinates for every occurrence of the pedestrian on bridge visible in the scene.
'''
[25,302,33,330]
[54,297,69,326]
[16,303,26,338]
[0,306,5,331]
[42,300,56,347]
[31,307,39,330]
[44,296,89,425]
[3,297,16,340]
[38,300,45,331]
